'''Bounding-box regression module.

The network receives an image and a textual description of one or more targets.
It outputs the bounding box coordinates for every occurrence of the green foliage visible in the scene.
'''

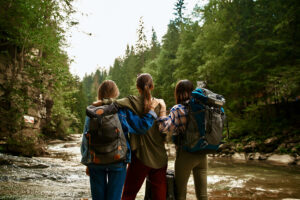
[150,22,181,106]
[0,0,84,156]
[235,143,243,153]
[107,26,162,98]
[103,0,300,143]
[278,146,289,154]
[6,129,44,156]
[47,73,85,137]
[1,0,299,151]
[136,17,148,54]
[174,21,203,83]
[293,144,300,153]
[82,68,107,104]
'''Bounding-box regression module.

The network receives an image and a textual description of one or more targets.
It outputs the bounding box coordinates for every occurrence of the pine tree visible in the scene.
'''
[174,0,186,24]
[135,17,148,54]
[149,27,161,60]
[154,22,181,106]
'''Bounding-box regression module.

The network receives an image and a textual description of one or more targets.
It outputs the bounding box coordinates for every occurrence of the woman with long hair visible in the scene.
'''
[122,73,167,200]
[99,73,168,200]
[81,80,159,200]
[158,80,208,200]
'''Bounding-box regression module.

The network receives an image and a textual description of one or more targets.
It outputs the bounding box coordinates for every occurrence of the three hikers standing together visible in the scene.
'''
[81,73,225,200]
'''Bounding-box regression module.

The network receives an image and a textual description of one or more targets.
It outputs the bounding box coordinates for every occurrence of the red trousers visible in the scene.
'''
[122,153,167,200]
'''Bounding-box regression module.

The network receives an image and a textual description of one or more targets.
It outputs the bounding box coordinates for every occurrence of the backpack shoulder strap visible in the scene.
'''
[86,105,101,118]
[175,102,191,147]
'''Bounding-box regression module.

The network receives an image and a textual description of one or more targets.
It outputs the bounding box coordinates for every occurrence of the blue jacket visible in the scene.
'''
[81,107,157,166]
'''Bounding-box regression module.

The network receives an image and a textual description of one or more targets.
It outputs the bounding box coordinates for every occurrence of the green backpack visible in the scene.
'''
[85,105,128,164]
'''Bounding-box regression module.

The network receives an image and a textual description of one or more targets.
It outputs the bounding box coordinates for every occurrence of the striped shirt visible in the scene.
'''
[158,104,188,136]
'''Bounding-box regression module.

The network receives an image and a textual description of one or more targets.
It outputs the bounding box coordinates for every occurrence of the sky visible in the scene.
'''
[66,0,203,79]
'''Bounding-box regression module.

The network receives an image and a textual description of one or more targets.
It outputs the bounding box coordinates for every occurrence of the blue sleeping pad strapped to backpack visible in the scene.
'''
[182,88,225,153]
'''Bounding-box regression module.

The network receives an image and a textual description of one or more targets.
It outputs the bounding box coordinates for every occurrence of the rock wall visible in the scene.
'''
[0,54,52,155]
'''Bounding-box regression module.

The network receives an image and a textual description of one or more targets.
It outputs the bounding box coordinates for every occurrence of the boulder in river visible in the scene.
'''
[258,154,268,160]
[62,143,78,148]
[17,163,49,169]
[267,154,295,165]
[247,152,260,160]
[232,152,246,160]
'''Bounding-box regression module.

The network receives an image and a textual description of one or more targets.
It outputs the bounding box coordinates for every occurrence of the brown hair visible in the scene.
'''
[175,80,194,104]
[136,73,154,113]
[97,80,120,100]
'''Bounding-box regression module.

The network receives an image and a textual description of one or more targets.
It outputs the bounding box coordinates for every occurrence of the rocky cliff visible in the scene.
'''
[0,53,52,156]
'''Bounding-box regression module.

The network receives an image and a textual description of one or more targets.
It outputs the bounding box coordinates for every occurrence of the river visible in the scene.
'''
[0,134,299,200]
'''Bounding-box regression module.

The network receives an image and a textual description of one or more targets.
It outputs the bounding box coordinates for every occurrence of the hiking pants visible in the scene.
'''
[88,163,127,200]
[122,153,167,200]
[175,149,207,200]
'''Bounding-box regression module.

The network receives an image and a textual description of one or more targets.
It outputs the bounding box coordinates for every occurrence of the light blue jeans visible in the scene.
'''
[88,163,127,200]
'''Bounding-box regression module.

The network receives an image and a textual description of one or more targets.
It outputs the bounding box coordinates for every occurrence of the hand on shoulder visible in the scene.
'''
[156,99,167,117]
[93,100,102,107]
[157,99,166,110]
[91,100,104,115]
[149,99,158,111]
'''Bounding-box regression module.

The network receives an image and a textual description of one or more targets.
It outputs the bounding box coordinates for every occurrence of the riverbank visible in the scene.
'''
[215,136,300,165]
[1,134,300,200]
[165,142,300,166]
[0,134,89,199]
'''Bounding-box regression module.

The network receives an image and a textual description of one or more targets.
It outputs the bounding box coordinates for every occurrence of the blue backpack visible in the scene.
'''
[182,88,225,153]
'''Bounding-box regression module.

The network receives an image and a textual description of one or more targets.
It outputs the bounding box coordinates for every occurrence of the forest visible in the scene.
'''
[0,0,299,156]
[82,0,300,152]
